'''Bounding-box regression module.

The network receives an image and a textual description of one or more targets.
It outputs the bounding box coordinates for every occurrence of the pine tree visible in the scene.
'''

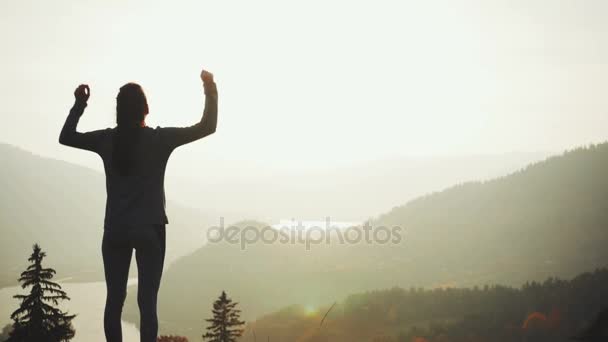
[202,291,245,342]
[8,244,76,342]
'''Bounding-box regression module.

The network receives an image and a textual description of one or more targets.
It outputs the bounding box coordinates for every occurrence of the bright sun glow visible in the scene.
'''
[304,305,318,316]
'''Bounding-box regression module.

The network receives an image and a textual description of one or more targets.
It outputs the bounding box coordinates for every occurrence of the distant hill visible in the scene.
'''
[0,143,211,288]
[123,143,608,340]
[167,152,548,222]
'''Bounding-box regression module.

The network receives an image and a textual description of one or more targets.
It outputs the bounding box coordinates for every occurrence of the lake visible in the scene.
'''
[0,279,140,341]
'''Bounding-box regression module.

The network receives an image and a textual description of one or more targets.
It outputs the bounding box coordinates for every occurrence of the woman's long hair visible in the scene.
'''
[113,83,148,176]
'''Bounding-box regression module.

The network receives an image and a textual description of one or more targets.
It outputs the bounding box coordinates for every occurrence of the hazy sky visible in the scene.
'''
[1,0,608,172]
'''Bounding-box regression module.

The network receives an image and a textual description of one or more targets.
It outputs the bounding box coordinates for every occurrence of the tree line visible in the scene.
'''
[246,268,608,342]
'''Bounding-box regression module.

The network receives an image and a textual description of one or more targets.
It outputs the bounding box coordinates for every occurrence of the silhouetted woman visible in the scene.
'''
[59,69,218,342]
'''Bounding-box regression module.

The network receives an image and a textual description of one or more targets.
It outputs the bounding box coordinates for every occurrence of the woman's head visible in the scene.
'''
[116,82,149,127]
[113,82,148,175]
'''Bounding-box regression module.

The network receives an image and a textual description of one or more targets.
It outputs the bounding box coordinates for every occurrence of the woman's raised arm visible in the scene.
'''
[59,84,107,153]
[158,69,218,151]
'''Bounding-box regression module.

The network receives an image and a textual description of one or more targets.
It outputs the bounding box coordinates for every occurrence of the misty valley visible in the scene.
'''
[2,142,608,341]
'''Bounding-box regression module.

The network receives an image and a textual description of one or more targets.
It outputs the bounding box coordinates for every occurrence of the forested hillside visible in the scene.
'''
[373,143,608,285]
[246,268,608,341]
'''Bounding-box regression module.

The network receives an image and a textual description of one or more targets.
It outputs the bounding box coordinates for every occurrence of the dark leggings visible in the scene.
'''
[102,224,166,342]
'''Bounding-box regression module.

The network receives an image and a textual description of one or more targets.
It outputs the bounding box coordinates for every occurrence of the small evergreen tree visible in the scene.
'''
[8,244,76,342]
[202,291,245,342]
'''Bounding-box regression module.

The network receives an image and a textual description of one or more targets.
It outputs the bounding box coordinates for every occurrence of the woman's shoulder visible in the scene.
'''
[144,126,163,135]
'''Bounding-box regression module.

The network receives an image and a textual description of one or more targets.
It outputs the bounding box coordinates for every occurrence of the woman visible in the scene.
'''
[59,69,218,342]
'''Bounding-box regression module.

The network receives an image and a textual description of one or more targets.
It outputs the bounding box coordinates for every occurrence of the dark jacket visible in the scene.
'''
[59,82,218,229]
